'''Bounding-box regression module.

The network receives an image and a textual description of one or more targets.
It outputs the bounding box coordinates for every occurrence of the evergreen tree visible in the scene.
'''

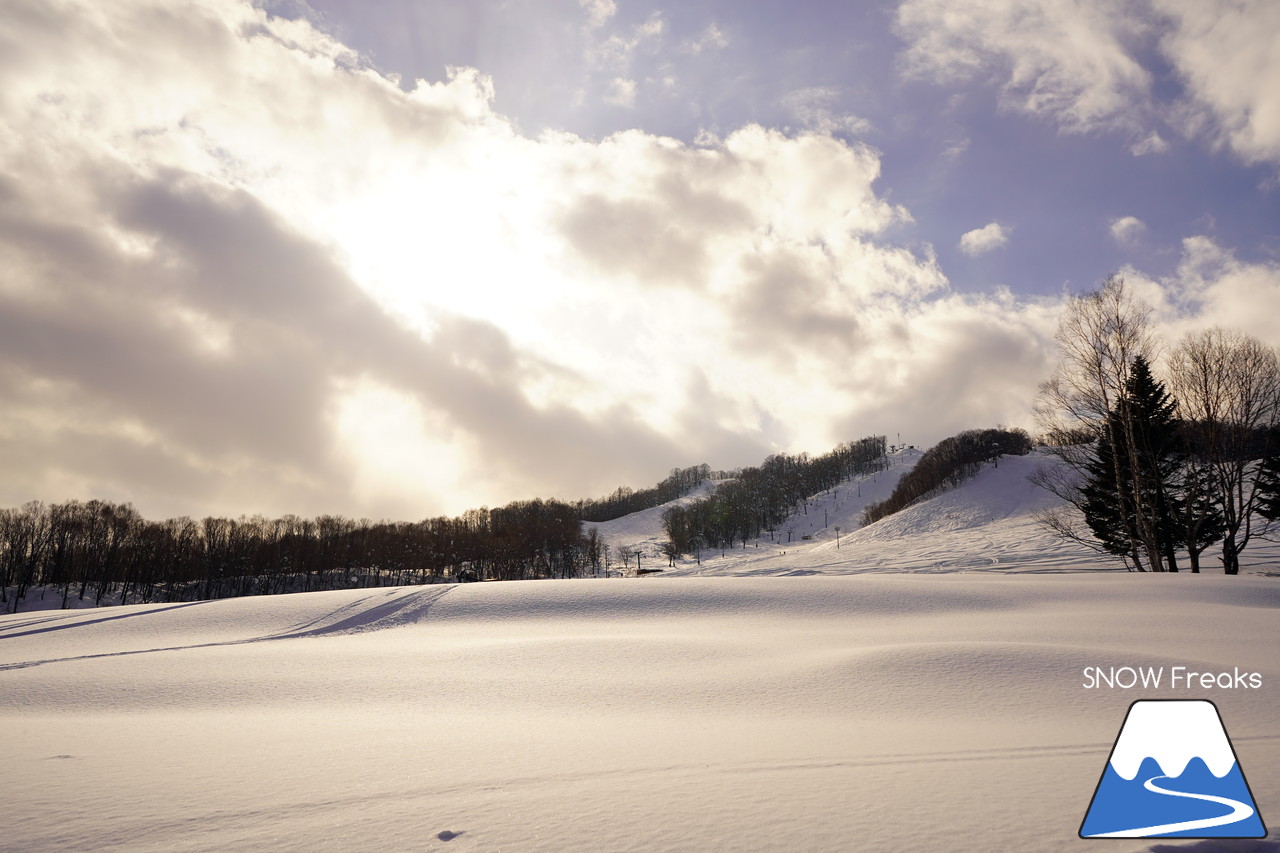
[1080,424,1142,566]
[1128,357,1185,571]
[1081,357,1183,571]
[1256,428,1280,523]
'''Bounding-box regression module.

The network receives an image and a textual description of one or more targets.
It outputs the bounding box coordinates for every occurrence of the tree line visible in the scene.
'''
[1,440,887,612]
[574,464,713,522]
[862,427,1032,525]
[661,436,888,560]
[1035,276,1280,573]
[0,497,597,613]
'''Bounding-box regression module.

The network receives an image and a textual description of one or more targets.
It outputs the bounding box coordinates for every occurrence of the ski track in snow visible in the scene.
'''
[0,585,454,671]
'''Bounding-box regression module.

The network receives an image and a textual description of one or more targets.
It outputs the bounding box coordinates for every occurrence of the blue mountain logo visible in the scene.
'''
[1080,700,1266,838]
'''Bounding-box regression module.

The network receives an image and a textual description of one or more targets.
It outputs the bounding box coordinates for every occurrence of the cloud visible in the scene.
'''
[579,0,617,29]
[1127,236,1280,350]
[580,8,668,109]
[0,0,692,519]
[587,11,665,74]
[1109,215,1146,243]
[958,222,1010,256]
[8,0,1267,523]
[1130,131,1169,156]
[941,137,972,161]
[684,23,729,55]
[894,0,1280,167]
[1154,0,1280,167]
[0,0,975,521]
[895,0,1154,134]
[603,76,637,107]
[837,289,1061,440]
[779,87,872,136]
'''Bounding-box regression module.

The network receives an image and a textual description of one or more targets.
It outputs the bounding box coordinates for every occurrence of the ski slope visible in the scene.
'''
[592,449,1280,577]
[588,448,920,575]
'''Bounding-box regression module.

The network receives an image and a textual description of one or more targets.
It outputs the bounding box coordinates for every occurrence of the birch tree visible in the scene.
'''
[1033,275,1164,570]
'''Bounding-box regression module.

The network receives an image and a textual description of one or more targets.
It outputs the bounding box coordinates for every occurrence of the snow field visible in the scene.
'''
[3,573,1277,852]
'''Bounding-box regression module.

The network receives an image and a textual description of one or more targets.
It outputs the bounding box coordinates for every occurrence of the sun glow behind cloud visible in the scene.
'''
[0,0,1276,522]
[329,376,480,518]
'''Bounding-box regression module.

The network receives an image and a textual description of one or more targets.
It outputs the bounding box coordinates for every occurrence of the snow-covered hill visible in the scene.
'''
[583,478,727,571]
[589,448,920,575]
[823,451,1103,574]
[594,449,1280,577]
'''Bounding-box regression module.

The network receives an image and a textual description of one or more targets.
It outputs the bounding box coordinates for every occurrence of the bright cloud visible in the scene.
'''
[779,87,872,136]
[581,8,669,110]
[1,0,1269,523]
[0,0,1012,521]
[958,222,1010,256]
[1154,0,1280,166]
[1126,237,1280,349]
[588,11,666,73]
[895,0,1280,167]
[896,0,1153,134]
[1130,131,1170,156]
[1109,215,1146,243]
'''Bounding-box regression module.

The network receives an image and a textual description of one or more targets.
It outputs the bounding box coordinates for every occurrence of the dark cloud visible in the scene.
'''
[830,296,1056,444]
[557,170,753,288]
[0,160,711,518]
[729,247,862,369]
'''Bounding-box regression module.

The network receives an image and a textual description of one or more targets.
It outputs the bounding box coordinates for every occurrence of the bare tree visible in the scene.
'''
[660,540,678,568]
[1168,328,1280,573]
[583,527,603,577]
[615,544,635,576]
[1,502,51,612]
[1033,275,1167,570]
[1036,275,1157,440]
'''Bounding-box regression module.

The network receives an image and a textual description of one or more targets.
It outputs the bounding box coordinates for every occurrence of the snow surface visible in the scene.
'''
[4,453,1279,852]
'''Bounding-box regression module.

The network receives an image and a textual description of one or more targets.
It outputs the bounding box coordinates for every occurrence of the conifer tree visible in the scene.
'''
[1079,425,1141,565]
[1256,429,1280,524]
[1081,356,1183,571]
[1128,357,1185,571]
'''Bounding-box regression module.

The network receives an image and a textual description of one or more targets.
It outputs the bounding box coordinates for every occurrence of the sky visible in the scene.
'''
[1,0,1278,522]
